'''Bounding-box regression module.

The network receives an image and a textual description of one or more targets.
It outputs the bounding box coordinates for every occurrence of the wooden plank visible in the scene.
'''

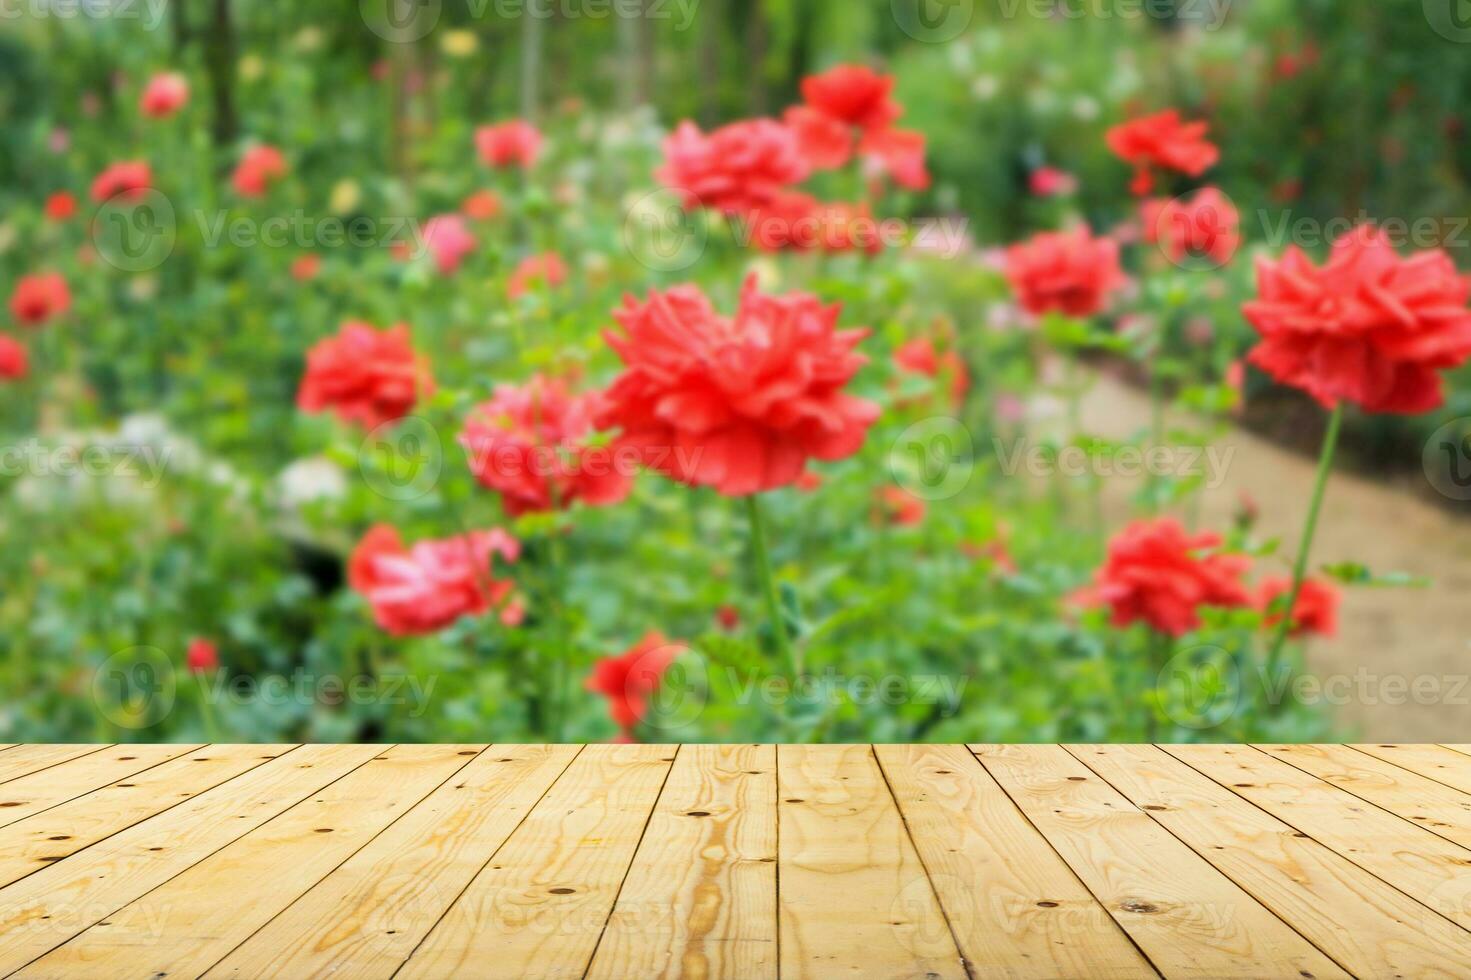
[16,745,481,979]
[396,743,675,980]
[204,745,578,980]
[0,745,110,785]
[586,744,778,980]
[875,744,1152,979]
[1259,744,1471,850]
[1349,743,1471,795]
[1443,745,1471,758]
[777,744,966,980]
[1163,744,1471,931]
[0,744,290,890]
[0,744,376,974]
[971,744,1347,979]
[1069,744,1471,976]
[0,744,202,831]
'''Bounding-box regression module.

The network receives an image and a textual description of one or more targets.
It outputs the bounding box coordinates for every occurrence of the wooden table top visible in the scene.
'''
[0,743,1467,978]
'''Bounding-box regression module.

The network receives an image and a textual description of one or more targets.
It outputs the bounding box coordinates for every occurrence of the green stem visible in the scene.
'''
[1265,402,1344,680]
[745,494,798,679]
[196,672,221,742]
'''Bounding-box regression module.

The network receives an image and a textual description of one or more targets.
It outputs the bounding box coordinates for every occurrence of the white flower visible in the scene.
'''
[277,456,348,509]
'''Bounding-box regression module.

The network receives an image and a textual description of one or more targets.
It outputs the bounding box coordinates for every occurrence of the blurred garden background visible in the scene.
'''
[2,0,1470,745]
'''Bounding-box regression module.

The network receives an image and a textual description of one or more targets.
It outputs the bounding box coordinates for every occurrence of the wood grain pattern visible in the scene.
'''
[1259,743,1471,849]
[204,744,578,980]
[395,743,674,980]
[0,744,373,974]
[17,745,480,979]
[0,745,109,785]
[1164,743,1471,931]
[973,744,1347,979]
[1070,743,1471,976]
[0,743,1467,979]
[1349,742,1471,795]
[0,743,287,891]
[876,743,1152,978]
[778,744,966,979]
[586,743,778,980]
[0,744,200,831]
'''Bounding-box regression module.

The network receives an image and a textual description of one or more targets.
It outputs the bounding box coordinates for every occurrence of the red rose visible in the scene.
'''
[783,105,853,170]
[1005,226,1126,318]
[894,337,969,408]
[44,191,77,222]
[0,334,28,380]
[800,64,901,132]
[657,119,810,215]
[1141,187,1241,266]
[1243,225,1471,414]
[91,161,152,204]
[596,276,880,496]
[185,638,219,673]
[140,72,189,118]
[461,190,503,221]
[9,273,71,327]
[506,251,567,299]
[475,120,543,169]
[859,127,930,191]
[1106,110,1219,195]
[297,321,433,430]
[460,374,632,517]
[1257,576,1339,638]
[348,524,521,637]
[232,145,287,198]
[585,631,682,736]
[1029,166,1078,197]
[875,485,926,527]
[422,214,477,275]
[1081,518,1252,637]
[291,254,322,282]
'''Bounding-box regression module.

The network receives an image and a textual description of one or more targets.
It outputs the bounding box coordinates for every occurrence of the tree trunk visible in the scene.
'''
[744,0,768,115]
[171,0,190,53]
[203,0,238,151]
[520,8,544,121]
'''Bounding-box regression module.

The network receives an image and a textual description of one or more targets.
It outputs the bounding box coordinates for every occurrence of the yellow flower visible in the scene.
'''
[441,29,479,58]
[238,54,264,82]
[328,179,362,215]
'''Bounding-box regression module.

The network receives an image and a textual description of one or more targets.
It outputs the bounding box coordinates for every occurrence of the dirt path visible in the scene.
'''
[1060,372,1471,741]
